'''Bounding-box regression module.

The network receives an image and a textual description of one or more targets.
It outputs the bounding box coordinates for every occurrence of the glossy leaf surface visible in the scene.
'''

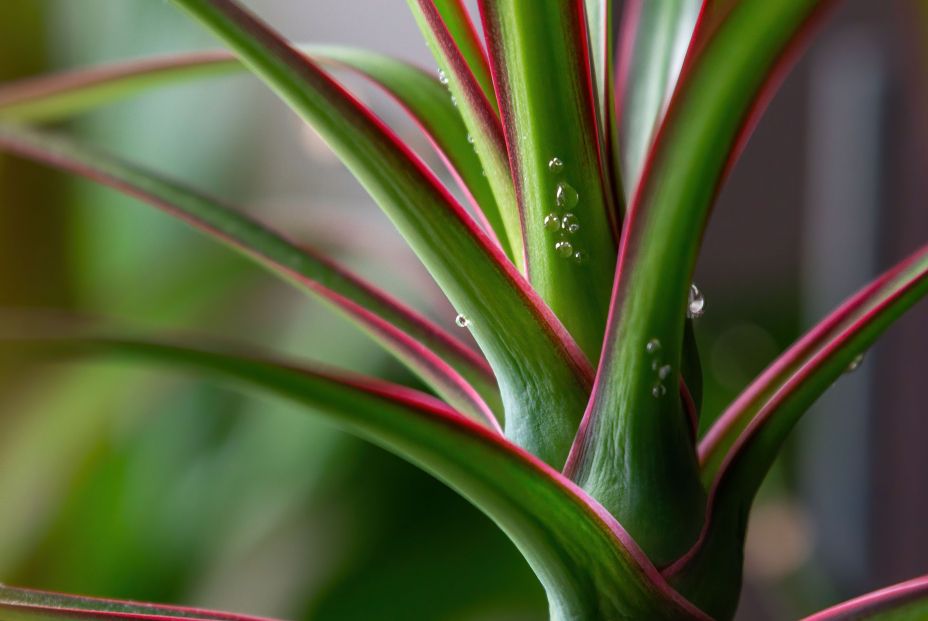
[170,0,594,467]
[1,330,710,621]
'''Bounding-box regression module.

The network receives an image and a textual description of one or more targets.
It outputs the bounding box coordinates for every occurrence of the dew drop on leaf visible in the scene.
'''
[561,212,579,234]
[652,383,667,398]
[455,314,471,328]
[548,157,564,173]
[658,364,672,380]
[543,213,561,232]
[466,133,475,144]
[687,283,706,318]
[646,338,661,354]
[555,182,579,209]
[450,94,457,107]
[438,68,449,85]
[573,250,588,265]
[846,353,864,373]
[554,240,573,258]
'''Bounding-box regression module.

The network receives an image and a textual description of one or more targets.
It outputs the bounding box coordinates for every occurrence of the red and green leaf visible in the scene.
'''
[664,245,928,620]
[1,329,710,621]
[564,0,832,568]
[0,45,506,258]
[406,0,523,267]
[0,123,503,429]
[479,0,618,361]
[0,584,279,621]
[801,575,928,620]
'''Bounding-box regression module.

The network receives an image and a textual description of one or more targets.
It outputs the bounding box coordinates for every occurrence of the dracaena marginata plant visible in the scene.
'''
[0,0,926,619]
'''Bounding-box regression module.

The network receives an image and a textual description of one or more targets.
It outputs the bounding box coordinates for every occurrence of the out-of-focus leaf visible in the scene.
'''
[169,0,594,469]
[664,245,928,620]
[0,584,279,621]
[3,330,711,621]
[0,46,508,260]
[0,124,502,430]
[564,0,831,569]
[801,575,928,620]
[406,0,523,268]
[479,0,617,361]
[615,0,701,195]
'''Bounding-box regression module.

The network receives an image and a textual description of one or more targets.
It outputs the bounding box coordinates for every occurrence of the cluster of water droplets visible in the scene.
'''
[543,157,586,264]
[438,67,457,107]
[646,338,672,398]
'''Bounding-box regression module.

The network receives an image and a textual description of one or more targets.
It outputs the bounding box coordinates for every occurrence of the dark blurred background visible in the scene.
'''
[0,1,924,620]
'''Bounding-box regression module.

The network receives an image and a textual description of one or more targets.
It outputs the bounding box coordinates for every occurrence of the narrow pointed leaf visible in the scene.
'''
[664,246,928,620]
[86,0,591,468]
[2,329,710,621]
[407,0,524,268]
[615,0,701,195]
[801,575,928,621]
[0,123,502,430]
[0,585,279,621]
[480,0,617,360]
[0,46,508,258]
[565,0,832,567]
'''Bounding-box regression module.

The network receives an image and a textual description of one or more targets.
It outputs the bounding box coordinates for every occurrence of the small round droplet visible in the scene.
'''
[555,182,579,209]
[543,213,562,232]
[561,212,580,234]
[651,383,667,398]
[466,133,475,144]
[450,95,457,107]
[438,68,449,85]
[555,240,574,258]
[658,364,672,380]
[846,353,865,373]
[548,157,564,173]
[687,283,706,319]
[646,338,661,354]
[572,250,588,265]
[455,314,471,328]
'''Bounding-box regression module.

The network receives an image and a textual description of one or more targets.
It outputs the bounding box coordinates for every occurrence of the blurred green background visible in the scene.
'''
[0,2,926,620]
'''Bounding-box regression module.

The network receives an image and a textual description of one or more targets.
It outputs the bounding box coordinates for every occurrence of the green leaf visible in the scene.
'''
[59,0,592,469]
[2,329,711,621]
[664,246,928,621]
[480,0,618,360]
[406,0,524,269]
[564,0,829,568]
[0,584,278,621]
[615,0,701,195]
[0,123,503,429]
[0,45,511,262]
[801,575,928,621]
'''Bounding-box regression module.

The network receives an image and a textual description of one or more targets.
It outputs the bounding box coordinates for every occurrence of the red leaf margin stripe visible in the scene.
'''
[800,575,928,620]
[0,125,503,432]
[0,584,280,621]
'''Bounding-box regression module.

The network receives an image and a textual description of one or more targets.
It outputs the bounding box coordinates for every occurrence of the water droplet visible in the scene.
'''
[548,157,564,173]
[646,338,661,354]
[555,182,579,209]
[455,314,471,328]
[438,68,449,86]
[652,383,667,398]
[561,212,580,234]
[450,94,457,107]
[466,133,475,144]
[687,283,706,319]
[573,250,588,264]
[555,240,574,258]
[543,213,561,232]
[846,353,864,373]
[658,364,672,380]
